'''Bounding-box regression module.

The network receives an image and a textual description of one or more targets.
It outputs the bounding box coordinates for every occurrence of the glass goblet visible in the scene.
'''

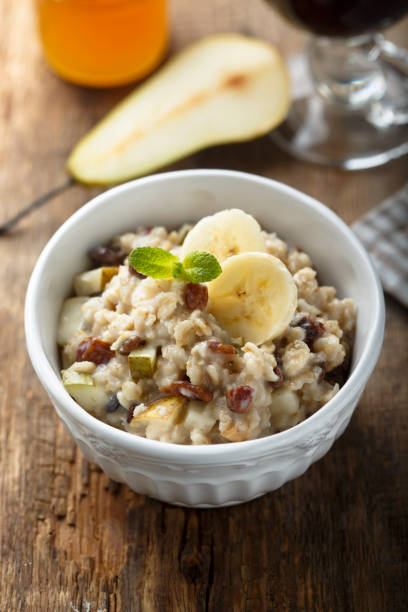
[266,0,408,169]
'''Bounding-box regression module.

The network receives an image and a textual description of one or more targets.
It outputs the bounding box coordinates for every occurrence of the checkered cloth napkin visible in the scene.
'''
[352,183,408,307]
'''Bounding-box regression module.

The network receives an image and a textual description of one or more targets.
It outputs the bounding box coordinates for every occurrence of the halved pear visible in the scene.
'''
[62,369,109,414]
[68,34,290,185]
[57,297,88,346]
[74,267,119,296]
[130,396,186,429]
[128,346,157,379]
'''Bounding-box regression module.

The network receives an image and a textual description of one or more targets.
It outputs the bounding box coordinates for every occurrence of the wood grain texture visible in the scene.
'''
[0,1,407,610]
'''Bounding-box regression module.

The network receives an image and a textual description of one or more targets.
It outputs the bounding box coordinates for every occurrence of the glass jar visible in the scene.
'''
[35,0,168,87]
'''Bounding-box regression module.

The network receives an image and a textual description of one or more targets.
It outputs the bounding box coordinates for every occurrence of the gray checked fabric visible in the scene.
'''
[352,183,408,308]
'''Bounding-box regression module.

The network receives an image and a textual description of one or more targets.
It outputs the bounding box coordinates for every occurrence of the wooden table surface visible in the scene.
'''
[1,1,407,610]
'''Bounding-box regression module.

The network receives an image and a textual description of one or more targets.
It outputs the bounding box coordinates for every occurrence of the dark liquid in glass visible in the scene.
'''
[269,0,408,37]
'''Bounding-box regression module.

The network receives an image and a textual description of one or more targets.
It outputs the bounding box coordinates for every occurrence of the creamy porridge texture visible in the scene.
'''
[58,209,355,444]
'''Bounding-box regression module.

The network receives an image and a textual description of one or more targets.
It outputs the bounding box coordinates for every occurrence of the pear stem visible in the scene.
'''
[0,176,76,235]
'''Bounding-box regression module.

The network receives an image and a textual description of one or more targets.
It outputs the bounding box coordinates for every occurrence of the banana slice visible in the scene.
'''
[181,209,266,263]
[208,252,297,345]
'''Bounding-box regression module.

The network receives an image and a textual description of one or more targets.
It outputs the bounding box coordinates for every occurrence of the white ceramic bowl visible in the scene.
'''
[25,170,384,507]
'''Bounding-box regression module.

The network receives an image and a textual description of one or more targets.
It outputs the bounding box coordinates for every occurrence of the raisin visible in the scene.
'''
[128,265,147,279]
[184,283,208,311]
[118,336,143,355]
[76,337,115,365]
[293,316,325,348]
[325,353,351,387]
[317,361,326,384]
[126,402,139,423]
[226,385,254,414]
[169,381,213,402]
[89,245,126,267]
[106,395,121,413]
[271,354,284,389]
[226,359,241,374]
[208,339,237,355]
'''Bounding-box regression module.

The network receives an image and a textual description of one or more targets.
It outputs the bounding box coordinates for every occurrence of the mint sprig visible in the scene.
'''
[181,251,222,283]
[129,247,179,279]
[129,247,222,283]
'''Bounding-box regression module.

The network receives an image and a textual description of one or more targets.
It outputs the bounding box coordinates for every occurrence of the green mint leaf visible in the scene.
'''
[181,251,222,283]
[171,261,185,280]
[129,247,179,279]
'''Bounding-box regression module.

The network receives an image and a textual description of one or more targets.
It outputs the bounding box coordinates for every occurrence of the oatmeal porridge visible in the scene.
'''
[58,208,355,444]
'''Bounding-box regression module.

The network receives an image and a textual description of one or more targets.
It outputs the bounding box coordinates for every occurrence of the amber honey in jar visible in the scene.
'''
[35,0,168,87]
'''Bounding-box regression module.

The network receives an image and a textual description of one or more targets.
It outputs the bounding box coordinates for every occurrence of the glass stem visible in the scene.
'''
[308,34,387,108]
